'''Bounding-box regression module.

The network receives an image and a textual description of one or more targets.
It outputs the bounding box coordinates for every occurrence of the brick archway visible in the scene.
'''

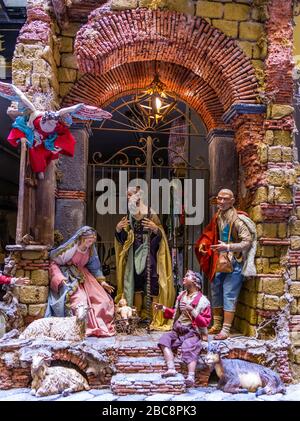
[64,61,226,131]
[74,8,259,112]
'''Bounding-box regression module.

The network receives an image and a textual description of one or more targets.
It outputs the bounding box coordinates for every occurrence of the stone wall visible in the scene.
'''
[56,22,81,100]
[0,337,113,389]
[231,0,300,366]
[12,0,60,108]
[110,0,267,67]
[11,0,269,117]
[0,333,292,391]
[6,246,49,326]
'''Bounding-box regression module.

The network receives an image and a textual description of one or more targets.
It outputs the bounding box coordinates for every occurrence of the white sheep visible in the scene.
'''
[31,353,90,397]
[19,304,89,341]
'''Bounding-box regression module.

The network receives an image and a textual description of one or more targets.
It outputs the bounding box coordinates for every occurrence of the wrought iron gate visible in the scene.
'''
[87,135,209,293]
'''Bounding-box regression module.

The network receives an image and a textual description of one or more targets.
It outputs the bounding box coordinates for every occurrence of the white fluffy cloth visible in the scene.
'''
[238,214,257,277]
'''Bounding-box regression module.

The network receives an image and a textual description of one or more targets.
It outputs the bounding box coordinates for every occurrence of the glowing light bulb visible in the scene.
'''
[155,96,162,112]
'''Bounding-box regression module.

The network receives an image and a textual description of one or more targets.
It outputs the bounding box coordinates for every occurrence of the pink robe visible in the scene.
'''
[50,249,115,337]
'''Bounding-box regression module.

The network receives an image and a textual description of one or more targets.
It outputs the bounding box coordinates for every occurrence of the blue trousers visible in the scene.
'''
[210,259,244,312]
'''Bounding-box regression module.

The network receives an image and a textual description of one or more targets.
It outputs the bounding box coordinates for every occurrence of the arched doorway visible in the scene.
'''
[57,7,267,337]
[62,10,261,246]
[85,90,209,294]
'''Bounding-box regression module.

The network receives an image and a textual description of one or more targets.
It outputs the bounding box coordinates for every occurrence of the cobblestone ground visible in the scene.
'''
[0,383,300,401]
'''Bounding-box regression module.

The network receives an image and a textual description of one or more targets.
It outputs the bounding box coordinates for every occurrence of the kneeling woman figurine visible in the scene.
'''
[46,226,115,337]
[155,270,211,387]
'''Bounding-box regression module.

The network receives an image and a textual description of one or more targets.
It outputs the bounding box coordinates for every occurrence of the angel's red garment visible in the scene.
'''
[7,116,76,173]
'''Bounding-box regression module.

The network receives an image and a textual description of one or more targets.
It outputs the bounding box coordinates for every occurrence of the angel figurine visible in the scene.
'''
[0,82,112,179]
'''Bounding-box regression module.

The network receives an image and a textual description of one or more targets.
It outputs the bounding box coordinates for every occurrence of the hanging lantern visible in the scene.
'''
[136,74,176,127]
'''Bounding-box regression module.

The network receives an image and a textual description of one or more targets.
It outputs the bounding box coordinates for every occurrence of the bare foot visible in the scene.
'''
[185,376,195,387]
[161,369,177,378]
[208,325,222,334]
[214,331,229,340]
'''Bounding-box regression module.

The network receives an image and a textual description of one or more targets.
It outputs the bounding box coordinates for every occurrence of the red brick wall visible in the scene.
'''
[265,0,294,104]
[74,8,258,112]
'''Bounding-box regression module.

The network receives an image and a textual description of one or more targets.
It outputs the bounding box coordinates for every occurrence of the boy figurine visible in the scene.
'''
[154,270,211,387]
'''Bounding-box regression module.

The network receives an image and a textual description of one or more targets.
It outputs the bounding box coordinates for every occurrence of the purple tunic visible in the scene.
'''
[158,321,202,364]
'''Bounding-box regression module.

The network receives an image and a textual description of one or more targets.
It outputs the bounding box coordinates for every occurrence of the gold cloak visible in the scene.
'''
[114,214,175,331]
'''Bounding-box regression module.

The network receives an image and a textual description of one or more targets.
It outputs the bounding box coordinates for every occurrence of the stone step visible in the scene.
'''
[116,345,210,359]
[117,346,162,358]
[116,356,170,373]
[115,357,211,387]
[111,372,186,396]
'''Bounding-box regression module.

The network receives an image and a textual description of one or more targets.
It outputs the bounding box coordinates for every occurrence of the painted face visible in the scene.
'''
[119,299,127,307]
[216,191,235,212]
[128,190,141,214]
[183,270,196,287]
[127,190,134,200]
[3,258,16,276]
[40,118,58,133]
[81,235,96,248]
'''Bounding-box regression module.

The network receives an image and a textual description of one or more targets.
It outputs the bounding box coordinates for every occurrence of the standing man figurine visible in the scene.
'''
[195,189,257,340]
[115,186,175,331]
[154,270,211,387]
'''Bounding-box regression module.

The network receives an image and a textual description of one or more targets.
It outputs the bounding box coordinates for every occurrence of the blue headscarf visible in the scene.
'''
[46,226,104,318]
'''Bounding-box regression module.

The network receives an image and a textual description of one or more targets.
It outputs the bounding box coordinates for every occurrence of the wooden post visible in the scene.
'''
[35,162,55,246]
[16,138,27,244]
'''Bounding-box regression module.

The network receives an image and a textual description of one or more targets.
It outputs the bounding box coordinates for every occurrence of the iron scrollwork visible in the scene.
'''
[92,137,148,166]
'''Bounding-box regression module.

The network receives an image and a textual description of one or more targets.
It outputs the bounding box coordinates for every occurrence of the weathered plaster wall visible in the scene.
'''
[12,0,60,108]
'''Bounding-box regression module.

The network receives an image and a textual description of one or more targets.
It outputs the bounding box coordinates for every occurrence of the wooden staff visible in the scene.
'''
[16,138,27,244]
[146,136,153,332]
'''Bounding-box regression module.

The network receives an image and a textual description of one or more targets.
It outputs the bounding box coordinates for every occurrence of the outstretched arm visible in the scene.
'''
[0,274,12,285]
[0,273,30,286]
[153,302,177,319]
